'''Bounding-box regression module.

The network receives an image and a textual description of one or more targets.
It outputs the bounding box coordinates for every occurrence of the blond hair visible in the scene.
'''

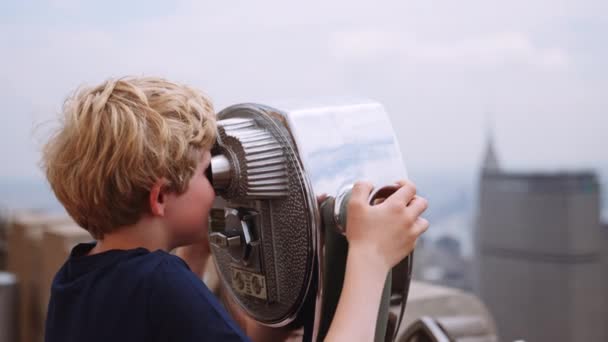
[42,77,216,239]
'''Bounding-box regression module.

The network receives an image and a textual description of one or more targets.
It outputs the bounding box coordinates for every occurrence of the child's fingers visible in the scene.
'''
[349,181,374,208]
[410,217,430,236]
[406,196,429,218]
[316,193,328,205]
[384,180,417,206]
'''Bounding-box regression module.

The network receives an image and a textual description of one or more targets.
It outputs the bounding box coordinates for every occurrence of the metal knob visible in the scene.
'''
[321,184,402,235]
[209,232,241,249]
[209,208,256,262]
[209,154,233,191]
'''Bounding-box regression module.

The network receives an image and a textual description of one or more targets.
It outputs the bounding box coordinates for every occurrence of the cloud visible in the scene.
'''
[329,29,570,70]
[48,0,81,11]
[0,0,606,179]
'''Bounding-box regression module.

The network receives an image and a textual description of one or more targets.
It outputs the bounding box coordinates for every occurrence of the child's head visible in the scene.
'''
[42,77,217,243]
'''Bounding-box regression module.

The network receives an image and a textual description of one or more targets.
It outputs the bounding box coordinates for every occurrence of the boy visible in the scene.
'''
[41,77,429,341]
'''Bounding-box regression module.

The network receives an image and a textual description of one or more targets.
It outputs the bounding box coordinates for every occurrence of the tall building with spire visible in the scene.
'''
[475,137,608,342]
[481,115,500,174]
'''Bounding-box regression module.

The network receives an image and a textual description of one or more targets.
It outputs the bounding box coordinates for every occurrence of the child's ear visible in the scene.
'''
[149,179,168,216]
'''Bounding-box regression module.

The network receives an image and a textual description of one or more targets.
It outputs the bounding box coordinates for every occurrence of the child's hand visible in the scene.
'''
[345,180,429,272]
[325,180,428,341]
[175,238,211,277]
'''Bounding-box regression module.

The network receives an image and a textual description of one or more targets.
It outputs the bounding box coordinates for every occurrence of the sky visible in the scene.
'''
[0,0,606,181]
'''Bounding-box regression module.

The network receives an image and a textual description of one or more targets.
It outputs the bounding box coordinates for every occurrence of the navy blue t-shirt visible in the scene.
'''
[45,242,250,342]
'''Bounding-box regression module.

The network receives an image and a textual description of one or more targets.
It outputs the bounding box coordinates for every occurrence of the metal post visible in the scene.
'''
[0,271,18,342]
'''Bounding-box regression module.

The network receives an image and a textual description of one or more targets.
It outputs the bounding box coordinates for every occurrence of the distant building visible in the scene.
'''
[413,235,472,291]
[436,235,462,256]
[474,138,608,342]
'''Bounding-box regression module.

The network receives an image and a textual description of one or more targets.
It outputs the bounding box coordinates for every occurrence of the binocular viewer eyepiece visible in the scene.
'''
[206,101,411,341]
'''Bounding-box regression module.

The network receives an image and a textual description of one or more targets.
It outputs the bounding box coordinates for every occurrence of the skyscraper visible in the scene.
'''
[475,139,607,342]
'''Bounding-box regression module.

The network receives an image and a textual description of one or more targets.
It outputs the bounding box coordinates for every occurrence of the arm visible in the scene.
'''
[175,242,210,276]
[150,256,250,342]
[221,291,297,342]
[176,241,287,341]
[324,245,389,341]
[325,180,429,342]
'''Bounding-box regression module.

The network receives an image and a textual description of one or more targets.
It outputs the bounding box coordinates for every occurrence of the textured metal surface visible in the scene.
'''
[216,117,289,198]
[210,108,315,325]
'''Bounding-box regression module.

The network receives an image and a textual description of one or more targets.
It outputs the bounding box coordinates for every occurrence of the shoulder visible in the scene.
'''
[148,252,249,341]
